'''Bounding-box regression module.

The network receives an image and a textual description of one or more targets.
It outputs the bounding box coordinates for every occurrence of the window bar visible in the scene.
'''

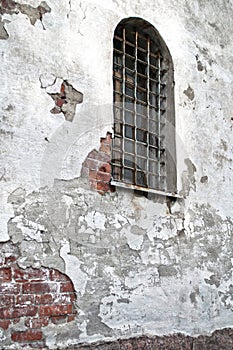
[134,30,138,185]
[122,27,126,182]
[157,52,161,190]
[146,36,150,187]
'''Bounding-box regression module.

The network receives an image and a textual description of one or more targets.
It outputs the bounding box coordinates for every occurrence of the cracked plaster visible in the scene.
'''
[0,0,233,348]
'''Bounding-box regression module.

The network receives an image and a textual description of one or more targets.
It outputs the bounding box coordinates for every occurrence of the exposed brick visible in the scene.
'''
[67,314,76,322]
[0,294,14,307]
[99,163,111,173]
[0,283,20,294]
[39,304,73,317]
[22,282,57,294]
[13,267,48,282]
[96,171,111,182]
[50,315,67,324]
[60,282,75,293]
[35,293,53,305]
[49,269,70,282]
[16,294,35,306]
[0,267,12,282]
[25,317,49,329]
[0,306,38,319]
[97,181,110,193]
[0,320,11,330]
[11,329,43,342]
[4,256,17,265]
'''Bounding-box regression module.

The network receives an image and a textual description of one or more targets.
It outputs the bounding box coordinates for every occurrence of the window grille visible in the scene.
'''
[111,18,177,194]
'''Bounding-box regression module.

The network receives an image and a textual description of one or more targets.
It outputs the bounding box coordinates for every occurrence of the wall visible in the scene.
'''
[0,0,232,348]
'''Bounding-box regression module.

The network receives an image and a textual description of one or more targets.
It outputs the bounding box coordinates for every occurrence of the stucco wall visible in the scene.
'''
[0,0,232,348]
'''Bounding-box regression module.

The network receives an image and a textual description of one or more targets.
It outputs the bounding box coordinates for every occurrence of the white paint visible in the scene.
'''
[60,239,88,296]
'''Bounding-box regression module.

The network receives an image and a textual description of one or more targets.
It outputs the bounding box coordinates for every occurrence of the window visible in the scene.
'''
[111,18,177,195]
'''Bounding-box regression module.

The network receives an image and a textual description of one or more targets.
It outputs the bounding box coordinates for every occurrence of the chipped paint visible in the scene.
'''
[0,0,232,348]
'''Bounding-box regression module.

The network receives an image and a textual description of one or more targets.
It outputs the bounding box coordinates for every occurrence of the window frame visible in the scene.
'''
[111,18,178,197]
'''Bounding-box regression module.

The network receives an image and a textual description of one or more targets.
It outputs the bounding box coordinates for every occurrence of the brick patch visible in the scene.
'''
[81,132,115,195]
[0,251,77,348]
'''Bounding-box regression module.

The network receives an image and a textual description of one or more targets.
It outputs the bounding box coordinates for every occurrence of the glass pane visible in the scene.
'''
[125,30,135,45]
[113,136,122,149]
[137,157,147,171]
[137,129,147,143]
[125,125,134,139]
[137,60,147,75]
[125,110,134,124]
[124,153,135,168]
[149,66,158,80]
[149,146,158,160]
[149,80,159,94]
[149,119,156,132]
[124,168,134,183]
[137,49,147,63]
[137,143,147,157]
[112,166,122,180]
[114,122,123,136]
[126,43,135,56]
[136,103,147,116]
[114,106,123,121]
[125,56,135,70]
[149,174,158,189]
[138,35,147,50]
[136,171,147,186]
[150,54,159,67]
[137,89,147,102]
[114,92,122,103]
[125,83,134,98]
[137,75,147,89]
[126,68,134,84]
[112,150,122,165]
[149,133,158,146]
[114,38,123,51]
[149,160,158,174]
[124,139,134,153]
[136,115,147,129]
[149,107,157,120]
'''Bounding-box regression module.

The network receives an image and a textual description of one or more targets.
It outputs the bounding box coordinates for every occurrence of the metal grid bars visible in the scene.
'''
[112,24,167,191]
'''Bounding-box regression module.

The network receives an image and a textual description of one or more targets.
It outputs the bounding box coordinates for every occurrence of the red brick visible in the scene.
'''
[56,98,65,107]
[25,317,49,328]
[0,320,10,330]
[99,143,111,155]
[11,330,43,342]
[67,314,76,322]
[0,294,14,307]
[0,306,38,319]
[97,181,110,193]
[22,282,57,294]
[16,295,34,306]
[0,283,20,294]
[85,158,99,171]
[99,163,111,173]
[89,169,97,180]
[50,315,67,324]
[39,304,73,317]
[4,256,17,265]
[60,282,74,293]
[96,171,111,182]
[49,269,70,282]
[35,294,53,305]
[13,267,48,282]
[0,267,12,282]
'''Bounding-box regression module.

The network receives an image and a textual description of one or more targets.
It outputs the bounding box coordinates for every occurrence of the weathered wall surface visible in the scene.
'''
[0,0,232,348]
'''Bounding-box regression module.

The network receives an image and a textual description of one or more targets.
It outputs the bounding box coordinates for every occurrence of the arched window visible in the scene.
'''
[111,18,177,195]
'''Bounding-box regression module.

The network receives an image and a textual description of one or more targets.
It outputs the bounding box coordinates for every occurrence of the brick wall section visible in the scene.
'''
[0,252,77,349]
[81,132,115,195]
[69,329,233,350]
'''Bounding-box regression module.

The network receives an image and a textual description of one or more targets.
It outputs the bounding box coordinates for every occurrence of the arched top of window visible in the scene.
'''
[111,17,177,196]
